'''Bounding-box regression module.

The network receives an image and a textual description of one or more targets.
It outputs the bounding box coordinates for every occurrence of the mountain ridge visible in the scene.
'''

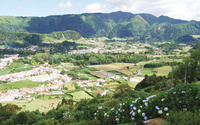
[0,11,200,42]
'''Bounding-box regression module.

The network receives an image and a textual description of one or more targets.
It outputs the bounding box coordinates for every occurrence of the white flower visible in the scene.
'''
[138,109,141,113]
[166,113,169,116]
[158,110,163,114]
[161,98,165,102]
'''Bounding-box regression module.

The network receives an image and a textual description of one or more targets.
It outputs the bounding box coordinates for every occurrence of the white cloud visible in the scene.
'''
[85,0,200,21]
[58,0,72,8]
[85,3,104,13]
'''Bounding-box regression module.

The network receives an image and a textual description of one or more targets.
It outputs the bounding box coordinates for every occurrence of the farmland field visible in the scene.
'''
[153,66,172,76]
[90,63,140,76]
[140,66,172,76]
[70,90,93,101]
[0,64,32,75]
[2,99,61,113]
[0,80,40,90]
[140,68,156,76]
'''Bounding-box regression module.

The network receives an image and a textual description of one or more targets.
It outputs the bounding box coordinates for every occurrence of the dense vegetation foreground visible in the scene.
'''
[0,83,200,125]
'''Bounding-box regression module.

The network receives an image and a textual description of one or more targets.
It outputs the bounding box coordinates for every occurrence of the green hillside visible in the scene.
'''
[0,30,81,47]
[0,11,200,42]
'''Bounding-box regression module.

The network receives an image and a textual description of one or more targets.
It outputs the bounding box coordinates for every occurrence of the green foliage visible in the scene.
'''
[166,110,200,125]
[0,12,200,43]
[144,62,181,68]
[170,46,200,83]
[135,74,168,91]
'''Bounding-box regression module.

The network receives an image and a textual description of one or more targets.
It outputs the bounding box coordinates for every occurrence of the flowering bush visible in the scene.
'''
[92,83,200,124]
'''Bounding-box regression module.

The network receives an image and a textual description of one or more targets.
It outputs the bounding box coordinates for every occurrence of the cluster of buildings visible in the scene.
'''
[68,47,133,54]
[0,54,20,70]
[78,79,110,96]
[0,75,72,101]
[95,71,120,79]
[76,79,105,88]
[0,66,64,82]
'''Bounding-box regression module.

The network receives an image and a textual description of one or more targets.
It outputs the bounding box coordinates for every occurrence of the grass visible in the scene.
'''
[153,66,172,76]
[128,81,139,88]
[89,63,140,76]
[70,90,93,101]
[2,99,61,113]
[195,81,200,85]
[90,71,107,78]
[0,64,32,75]
[78,73,97,80]
[141,68,156,76]
[140,66,172,76]
[0,69,11,75]
[0,80,40,90]
[64,82,76,91]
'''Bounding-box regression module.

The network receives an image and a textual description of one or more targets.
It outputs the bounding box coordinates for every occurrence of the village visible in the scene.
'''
[0,54,116,102]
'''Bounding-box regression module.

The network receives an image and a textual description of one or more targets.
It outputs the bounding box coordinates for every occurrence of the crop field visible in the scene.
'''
[153,66,172,76]
[64,82,76,91]
[78,72,98,80]
[128,81,139,88]
[0,64,32,75]
[0,80,40,90]
[70,90,93,101]
[0,69,11,75]
[140,68,156,76]
[2,99,61,113]
[140,66,172,76]
[90,71,107,78]
[90,63,140,76]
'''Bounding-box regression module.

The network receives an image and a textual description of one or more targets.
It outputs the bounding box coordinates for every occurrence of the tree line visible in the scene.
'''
[17,52,148,66]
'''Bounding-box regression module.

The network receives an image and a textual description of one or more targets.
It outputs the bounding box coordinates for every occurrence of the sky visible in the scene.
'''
[0,0,200,21]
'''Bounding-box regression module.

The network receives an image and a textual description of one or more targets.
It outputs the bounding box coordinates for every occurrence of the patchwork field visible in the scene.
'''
[140,66,172,76]
[2,99,61,113]
[153,66,172,76]
[0,80,40,90]
[70,90,93,101]
[89,63,140,76]
[0,64,32,75]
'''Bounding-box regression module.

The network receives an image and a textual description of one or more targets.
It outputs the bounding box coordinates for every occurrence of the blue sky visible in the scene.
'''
[0,0,200,21]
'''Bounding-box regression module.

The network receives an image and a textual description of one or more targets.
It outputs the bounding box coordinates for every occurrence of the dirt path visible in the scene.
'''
[130,65,144,83]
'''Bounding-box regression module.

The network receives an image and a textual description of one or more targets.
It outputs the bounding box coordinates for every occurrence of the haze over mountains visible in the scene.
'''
[0,11,200,42]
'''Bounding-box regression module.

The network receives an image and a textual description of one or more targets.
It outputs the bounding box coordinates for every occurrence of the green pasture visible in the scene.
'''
[90,63,140,76]
[90,71,107,78]
[2,99,61,113]
[0,69,11,75]
[0,64,32,75]
[140,68,156,76]
[78,72,97,80]
[153,66,172,76]
[0,80,40,90]
[128,81,139,88]
[64,82,76,91]
[70,90,93,101]
[140,66,172,76]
